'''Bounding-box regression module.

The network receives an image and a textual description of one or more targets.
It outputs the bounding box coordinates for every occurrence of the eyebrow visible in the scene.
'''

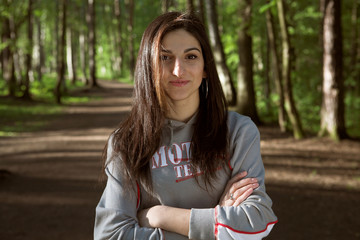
[161,47,201,53]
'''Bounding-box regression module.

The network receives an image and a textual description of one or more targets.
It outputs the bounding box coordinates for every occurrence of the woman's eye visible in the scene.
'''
[187,54,197,60]
[160,55,170,61]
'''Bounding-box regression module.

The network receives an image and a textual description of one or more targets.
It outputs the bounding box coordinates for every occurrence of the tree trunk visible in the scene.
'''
[66,28,77,84]
[87,0,98,87]
[204,0,236,105]
[79,3,88,84]
[187,0,195,12]
[55,0,67,104]
[8,3,23,89]
[162,0,170,13]
[319,0,347,140]
[3,0,16,97]
[79,33,88,84]
[196,0,206,24]
[236,0,260,124]
[266,4,286,132]
[126,0,135,81]
[22,0,33,100]
[277,0,304,139]
[349,0,358,80]
[114,0,123,75]
[35,17,45,82]
[54,0,59,73]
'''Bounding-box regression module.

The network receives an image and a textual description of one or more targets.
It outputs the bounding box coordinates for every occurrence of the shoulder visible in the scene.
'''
[227,111,260,140]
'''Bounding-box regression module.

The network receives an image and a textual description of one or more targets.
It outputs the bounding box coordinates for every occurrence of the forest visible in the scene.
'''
[1,1,360,239]
[0,0,359,140]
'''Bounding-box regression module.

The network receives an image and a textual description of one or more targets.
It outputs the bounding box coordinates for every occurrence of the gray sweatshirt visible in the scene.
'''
[94,111,277,240]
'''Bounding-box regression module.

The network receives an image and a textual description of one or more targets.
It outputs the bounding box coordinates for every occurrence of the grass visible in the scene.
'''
[0,75,100,136]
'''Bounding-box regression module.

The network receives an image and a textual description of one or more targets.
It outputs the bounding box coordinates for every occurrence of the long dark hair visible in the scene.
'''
[103,12,228,192]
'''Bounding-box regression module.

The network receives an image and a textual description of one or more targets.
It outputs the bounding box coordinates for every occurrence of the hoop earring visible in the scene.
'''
[201,78,208,99]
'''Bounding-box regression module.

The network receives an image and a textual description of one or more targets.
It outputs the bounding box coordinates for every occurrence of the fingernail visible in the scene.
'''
[241,171,247,176]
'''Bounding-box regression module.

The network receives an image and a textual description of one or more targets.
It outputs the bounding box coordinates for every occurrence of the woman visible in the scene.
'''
[94,12,277,240]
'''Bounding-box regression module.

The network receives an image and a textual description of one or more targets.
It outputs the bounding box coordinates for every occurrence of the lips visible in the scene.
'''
[170,79,190,87]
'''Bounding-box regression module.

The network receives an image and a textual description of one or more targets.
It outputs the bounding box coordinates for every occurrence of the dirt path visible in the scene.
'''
[0,80,359,240]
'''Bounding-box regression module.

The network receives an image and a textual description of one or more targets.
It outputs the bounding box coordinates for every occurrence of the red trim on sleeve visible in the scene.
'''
[136,181,140,209]
[160,229,165,240]
[214,206,219,238]
[215,220,278,235]
[227,159,233,171]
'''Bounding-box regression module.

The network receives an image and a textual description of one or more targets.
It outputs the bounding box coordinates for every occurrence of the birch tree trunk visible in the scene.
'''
[319,0,347,140]
[66,28,75,83]
[204,0,237,105]
[277,0,304,139]
[79,33,88,84]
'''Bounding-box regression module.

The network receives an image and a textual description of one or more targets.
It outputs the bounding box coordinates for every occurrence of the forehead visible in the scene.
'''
[161,29,201,51]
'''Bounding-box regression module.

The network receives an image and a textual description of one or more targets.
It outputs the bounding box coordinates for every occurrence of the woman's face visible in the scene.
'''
[160,29,206,107]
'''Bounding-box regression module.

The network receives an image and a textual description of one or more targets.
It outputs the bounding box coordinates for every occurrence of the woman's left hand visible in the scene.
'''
[219,171,259,207]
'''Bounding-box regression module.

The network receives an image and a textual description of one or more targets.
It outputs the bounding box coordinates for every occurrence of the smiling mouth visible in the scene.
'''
[170,80,190,87]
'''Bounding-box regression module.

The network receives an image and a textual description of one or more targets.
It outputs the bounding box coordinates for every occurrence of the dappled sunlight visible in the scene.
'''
[260,127,360,192]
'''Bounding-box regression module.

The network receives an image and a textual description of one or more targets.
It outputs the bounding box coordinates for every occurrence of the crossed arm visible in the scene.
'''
[137,171,259,237]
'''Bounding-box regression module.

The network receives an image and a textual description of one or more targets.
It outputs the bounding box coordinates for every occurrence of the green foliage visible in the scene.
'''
[0,98,61,135]
[1,0,359,138]
[0,75,95,135]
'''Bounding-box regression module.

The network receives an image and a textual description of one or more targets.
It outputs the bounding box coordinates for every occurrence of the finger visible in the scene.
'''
[232,188,254,206]
[232,181,259,199]
[227,171,248,186]
[229,177,258,194]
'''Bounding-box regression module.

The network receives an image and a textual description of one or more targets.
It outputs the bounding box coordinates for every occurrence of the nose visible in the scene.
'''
[172,58,184,77]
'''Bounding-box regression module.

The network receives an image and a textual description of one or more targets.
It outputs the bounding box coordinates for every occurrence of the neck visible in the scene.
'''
[166,97,199,123]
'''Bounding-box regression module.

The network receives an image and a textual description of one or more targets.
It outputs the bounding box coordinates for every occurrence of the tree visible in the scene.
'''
[319,0,347,140]
[196,0,206,23]
[125,0,135,81]
[35,16,45,82]
[114,0,123,75]
[66,28,77,84]
[236,0,260,123]
[187,0,195,12]
[79,1,88,84]
[22,0,34,100]
[87,0,98,87]
[265,2,286,132]
[277,0,304,139]
[2,0,16,98]
[55,0,67,104]
[204,0,237,105]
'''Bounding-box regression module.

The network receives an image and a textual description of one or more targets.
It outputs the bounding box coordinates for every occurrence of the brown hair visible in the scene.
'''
[103,12,228,192]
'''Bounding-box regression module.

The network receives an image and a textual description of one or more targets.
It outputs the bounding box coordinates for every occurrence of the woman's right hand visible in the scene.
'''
[219,171,259,207]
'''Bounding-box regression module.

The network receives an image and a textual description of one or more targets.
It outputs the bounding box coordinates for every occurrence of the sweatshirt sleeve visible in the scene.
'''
[94,137,165,240]
[188,115,277,240]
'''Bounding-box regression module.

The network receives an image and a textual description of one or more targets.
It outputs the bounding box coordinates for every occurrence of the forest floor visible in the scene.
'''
[0,80,359,240]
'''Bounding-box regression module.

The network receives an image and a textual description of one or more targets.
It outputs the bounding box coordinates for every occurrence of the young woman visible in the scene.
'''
[94,12,277,240]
